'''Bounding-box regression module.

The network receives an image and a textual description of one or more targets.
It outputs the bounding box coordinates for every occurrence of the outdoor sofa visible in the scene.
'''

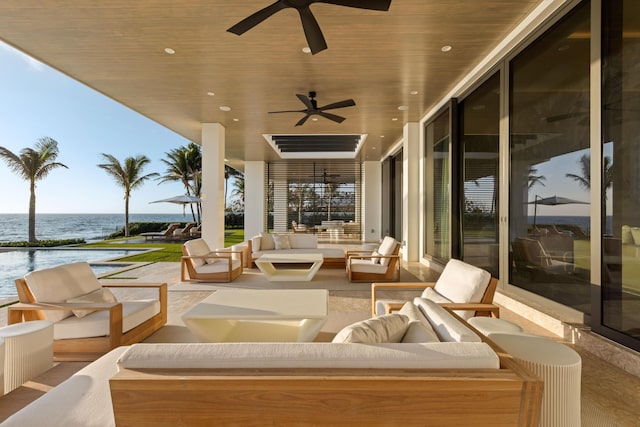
[1,298,542,426]
[247,232,345,268]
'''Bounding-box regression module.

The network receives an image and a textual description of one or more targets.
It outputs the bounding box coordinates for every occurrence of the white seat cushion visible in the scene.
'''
[53,300,160,340]
[24,262,102,323]
[195,259,241,274]
[429,259,490,305]
[349,259,389,274]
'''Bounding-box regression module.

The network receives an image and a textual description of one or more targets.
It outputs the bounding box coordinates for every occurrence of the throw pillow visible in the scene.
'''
[371,250,381,264]
[332,314,409,344]
[272,234,291,250]
[67,288,118,318]
[250,236,262,252]
[259,232,275,250]
[398,302,440,343]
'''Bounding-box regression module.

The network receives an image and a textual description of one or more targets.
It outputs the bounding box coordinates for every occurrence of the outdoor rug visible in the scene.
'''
[168,267,421,292]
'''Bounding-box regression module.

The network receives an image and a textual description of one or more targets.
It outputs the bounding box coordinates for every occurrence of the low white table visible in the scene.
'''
[255,253,324,281]
[181,289,328,342]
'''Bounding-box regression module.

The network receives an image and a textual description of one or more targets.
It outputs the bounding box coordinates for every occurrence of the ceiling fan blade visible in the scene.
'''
[297,7,327,54]
[318,111,346,123]
[316,0,392,11]
[319,99,356,110]
[295,115,311,127]
[296,93,315,110]
[227,1,287,35]
[268,109,307,114]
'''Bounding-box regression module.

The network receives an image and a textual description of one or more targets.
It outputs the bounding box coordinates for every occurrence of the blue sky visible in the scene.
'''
[0,42,193,214]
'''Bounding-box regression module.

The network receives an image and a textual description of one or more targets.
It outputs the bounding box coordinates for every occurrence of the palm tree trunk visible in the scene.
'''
[124,196,130,237]
[28,180,37,243]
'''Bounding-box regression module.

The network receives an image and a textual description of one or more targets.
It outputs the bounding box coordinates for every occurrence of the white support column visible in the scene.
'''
[201,123,226,248]
[362,161,382,243]
[403,122,420,261]
[245,161,266,238]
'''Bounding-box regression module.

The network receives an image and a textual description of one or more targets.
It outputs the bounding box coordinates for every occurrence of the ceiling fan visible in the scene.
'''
[320,169,340,184]
[269,91,356,126]
[227,0,393,55]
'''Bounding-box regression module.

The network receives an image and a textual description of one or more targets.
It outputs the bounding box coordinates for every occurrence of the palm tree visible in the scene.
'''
[528,166,546,189]
[566,153,613,216]
[98,154,159,237]
[0,137,68,243]
[157,143,202,222]
[224,165,243,210]
[230,174,245,209]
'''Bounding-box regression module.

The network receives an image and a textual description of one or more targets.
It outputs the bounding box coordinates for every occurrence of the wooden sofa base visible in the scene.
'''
[111,364,542,426]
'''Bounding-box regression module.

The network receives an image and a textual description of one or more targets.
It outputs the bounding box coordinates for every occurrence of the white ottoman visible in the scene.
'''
[468,316,524,336]
[490,333,581,427]
[0,320,54,394]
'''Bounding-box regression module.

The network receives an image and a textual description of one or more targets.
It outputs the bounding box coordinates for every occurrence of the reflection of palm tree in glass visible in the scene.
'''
[565,154,613,217]
[528,166,546,189]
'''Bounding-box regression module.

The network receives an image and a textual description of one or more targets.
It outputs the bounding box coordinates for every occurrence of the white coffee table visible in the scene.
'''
[255,253,324,281]
[181,289,328,342]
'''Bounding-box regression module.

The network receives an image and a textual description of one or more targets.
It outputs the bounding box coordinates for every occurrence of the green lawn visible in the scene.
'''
[83,229,244,263]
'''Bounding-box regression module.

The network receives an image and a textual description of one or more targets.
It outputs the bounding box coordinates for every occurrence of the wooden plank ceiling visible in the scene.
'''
[0,0,543,171]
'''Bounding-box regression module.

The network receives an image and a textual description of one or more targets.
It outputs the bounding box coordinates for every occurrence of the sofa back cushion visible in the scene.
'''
[332,314,409,344]
[288,234,318,249]
[377,236,399,267]
[413,298,481,343]
[25,261,102,322]
[259,233,275,250]
[183,239,212,267]
[430,259,490,305]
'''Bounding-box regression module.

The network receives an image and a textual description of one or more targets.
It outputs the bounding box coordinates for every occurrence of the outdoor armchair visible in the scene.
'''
[371,258,499,319]
[8,261,167,361]
[181,238,243,282]
[346,236,401,282]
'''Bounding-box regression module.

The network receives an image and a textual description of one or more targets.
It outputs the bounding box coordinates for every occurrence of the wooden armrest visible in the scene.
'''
[383,301,406,314]
[371,282,435,316]
[8,301,120,311]
[102,282,167,289]
[345,249,374,258]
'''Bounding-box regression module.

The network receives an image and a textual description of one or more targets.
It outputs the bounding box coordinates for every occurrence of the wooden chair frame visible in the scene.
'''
[346,244,401,282]
[8,279,167,362]
[180,249,243,282]
[371,277,500,318]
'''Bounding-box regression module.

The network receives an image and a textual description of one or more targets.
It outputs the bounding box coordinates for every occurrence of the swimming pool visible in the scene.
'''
[0,248,146,299]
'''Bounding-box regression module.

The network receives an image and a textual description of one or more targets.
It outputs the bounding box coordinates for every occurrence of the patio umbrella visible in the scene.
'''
[150,195,202,205]
[528,195,589,228]
[150,194,202,218]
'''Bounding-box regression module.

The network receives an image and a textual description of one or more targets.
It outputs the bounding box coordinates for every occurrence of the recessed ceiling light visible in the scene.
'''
[164,47,176,55]
[380,135,385,138]
[441,45,452,52]
[233,118,239,122]
[224,158,228,162]
[207,92,215,96]
[372,146,377,150]
[312,118,318,121]
[391,117,398,121]
[410,90,419,95]
[219,106,231,111]
[302,47,312,54]
[398,105,409,111]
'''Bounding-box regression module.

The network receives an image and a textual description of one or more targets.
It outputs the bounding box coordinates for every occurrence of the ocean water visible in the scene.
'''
[0,213,192,242]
